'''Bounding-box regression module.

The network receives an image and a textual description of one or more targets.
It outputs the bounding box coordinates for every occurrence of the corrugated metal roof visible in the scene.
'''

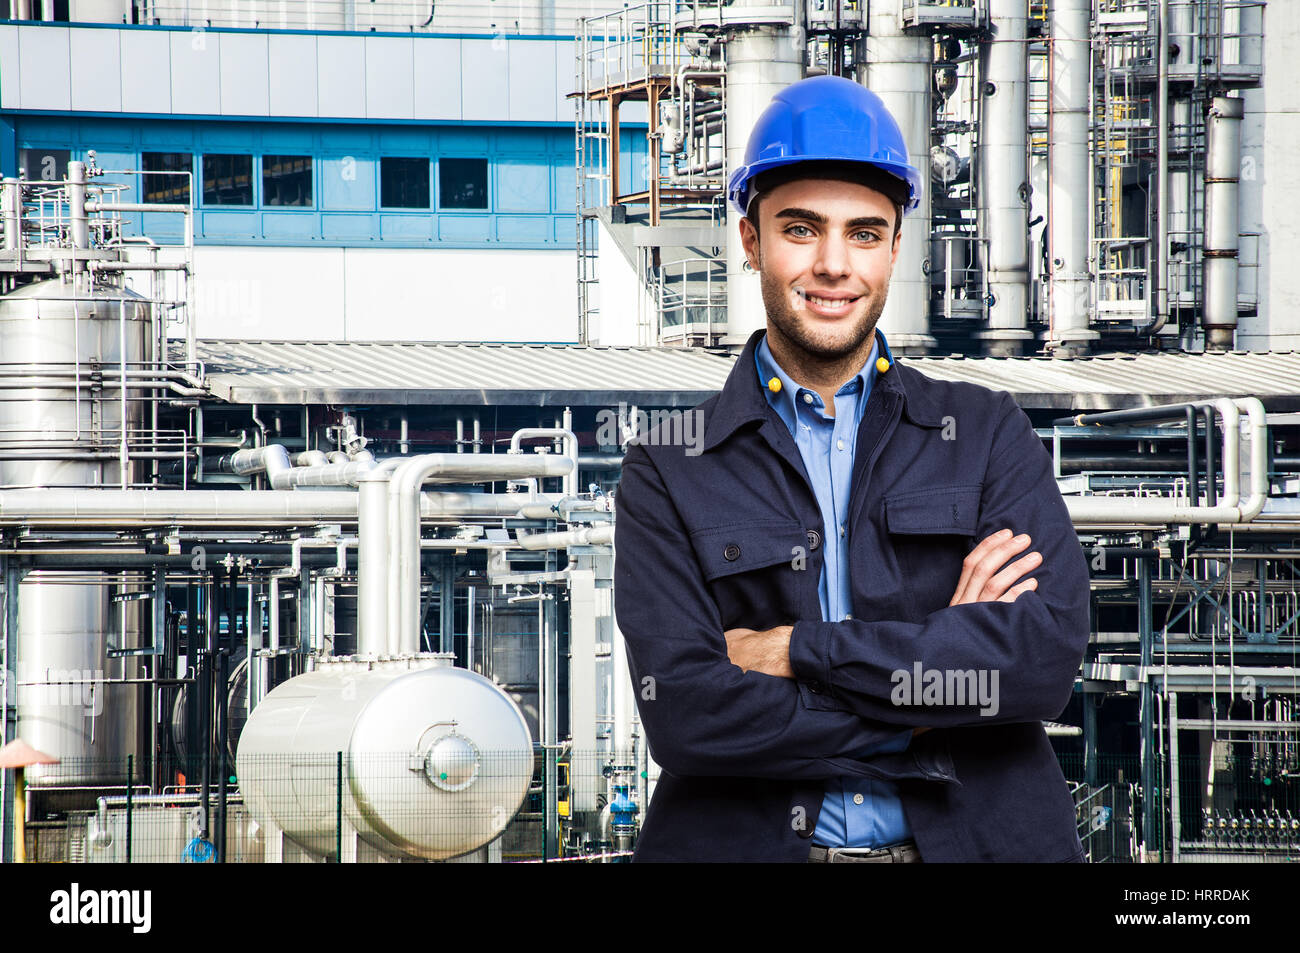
[189,339,1300,410]
[899,349,1300,410]
[188,339,735,407]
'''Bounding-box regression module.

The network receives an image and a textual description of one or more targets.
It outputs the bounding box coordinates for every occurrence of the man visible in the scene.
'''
[612,75,1091,862]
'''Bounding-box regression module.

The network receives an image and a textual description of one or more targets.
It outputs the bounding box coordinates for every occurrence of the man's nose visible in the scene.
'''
[813,234,852,278]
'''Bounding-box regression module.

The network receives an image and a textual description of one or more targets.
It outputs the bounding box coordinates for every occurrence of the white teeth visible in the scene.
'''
[806,295,855,307]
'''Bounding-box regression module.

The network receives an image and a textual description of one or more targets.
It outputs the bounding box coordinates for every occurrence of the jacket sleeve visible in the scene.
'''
[613,441,917,781]
[788,392,1090,728]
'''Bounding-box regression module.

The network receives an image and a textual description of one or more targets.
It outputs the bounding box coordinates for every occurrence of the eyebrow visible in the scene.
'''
[772,207,891,230]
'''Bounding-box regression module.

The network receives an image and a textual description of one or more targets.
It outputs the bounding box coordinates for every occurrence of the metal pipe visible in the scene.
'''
[516,525,614,550]
[509,428,580,498]
[267,540,305,655]
[357,470,390,656]
[1139,0,1171,337]
[0,487,567,527]
[389,452,575,654]
[1064,398,1267,523]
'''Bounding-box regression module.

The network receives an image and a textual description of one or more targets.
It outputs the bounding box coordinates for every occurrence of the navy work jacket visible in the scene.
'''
[613,328,1091,862]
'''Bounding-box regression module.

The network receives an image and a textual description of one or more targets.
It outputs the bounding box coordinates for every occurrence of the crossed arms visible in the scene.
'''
[612,395,1090,780]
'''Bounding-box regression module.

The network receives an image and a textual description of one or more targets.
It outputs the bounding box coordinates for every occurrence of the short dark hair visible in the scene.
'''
[745,159,907,242]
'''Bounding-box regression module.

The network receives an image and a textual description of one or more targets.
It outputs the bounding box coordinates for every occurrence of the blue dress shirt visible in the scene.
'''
[754,329,914,848]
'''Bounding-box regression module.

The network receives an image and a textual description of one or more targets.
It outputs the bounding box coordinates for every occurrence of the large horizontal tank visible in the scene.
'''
[236,654,533,861]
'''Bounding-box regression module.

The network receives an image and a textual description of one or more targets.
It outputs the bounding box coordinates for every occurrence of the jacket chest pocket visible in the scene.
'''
[687,518,810,631]
[884,484,982,619]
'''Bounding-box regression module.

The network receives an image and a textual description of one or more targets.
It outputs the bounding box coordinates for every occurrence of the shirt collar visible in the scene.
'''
[754,330,884,432]
[702,327,942,453]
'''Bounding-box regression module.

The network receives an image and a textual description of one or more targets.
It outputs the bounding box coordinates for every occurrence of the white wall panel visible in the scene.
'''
[69,28,122,112]
[460,38,510,122]
[364,36,415,120]
[413,37,462,121]
[169,29,221,115]
[316,35,367,119]
[0,27,19,110]
[267,32,318,118]
[219,31,270,117]
[154,245,576,343]
[508,40,556,122]
[18,25,71,111]
[119,28,171,114]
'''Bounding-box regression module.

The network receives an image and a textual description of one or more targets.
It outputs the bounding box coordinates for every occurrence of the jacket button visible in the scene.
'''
[723,543,741,561]
[808,681,824,694]
[806,529,821,551]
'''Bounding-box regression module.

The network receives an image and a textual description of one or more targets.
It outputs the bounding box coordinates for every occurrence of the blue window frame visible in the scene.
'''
[202,154,254,206]
[439,157,488,210]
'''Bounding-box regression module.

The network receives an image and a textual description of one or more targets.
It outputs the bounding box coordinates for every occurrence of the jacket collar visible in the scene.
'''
[702,327,946,453]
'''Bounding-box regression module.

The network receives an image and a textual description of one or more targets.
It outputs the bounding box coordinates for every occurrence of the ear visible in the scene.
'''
[890,226,902,267]
[739,216,760,270]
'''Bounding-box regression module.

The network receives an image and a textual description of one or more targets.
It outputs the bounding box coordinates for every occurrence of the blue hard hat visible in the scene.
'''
[726,75,922,218]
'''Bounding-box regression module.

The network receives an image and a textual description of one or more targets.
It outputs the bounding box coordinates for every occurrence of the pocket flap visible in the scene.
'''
[688,519,806,581]
[885,485,981,535]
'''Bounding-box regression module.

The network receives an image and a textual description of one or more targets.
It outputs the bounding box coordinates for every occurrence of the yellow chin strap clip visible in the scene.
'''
[767,377,782,393]
[876,356,891,374]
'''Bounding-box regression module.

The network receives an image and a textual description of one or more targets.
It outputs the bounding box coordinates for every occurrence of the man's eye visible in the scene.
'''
[854,230,881,242]
[786,224,813,237]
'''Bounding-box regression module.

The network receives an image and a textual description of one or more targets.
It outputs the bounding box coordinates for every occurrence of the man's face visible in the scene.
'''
[739,176,902,361]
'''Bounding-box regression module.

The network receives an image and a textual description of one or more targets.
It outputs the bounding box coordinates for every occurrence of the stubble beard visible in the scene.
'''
[759,268,891,361]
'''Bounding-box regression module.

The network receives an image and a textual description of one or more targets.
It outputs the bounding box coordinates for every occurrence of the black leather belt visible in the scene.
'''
[808,840,922,863]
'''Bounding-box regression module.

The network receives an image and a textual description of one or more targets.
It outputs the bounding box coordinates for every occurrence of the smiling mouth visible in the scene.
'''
[795,289,863,314]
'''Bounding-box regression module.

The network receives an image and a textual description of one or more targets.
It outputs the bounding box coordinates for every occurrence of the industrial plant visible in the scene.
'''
[0,0,1296,864]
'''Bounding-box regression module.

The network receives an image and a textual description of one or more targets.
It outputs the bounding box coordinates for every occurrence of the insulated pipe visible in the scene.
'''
[858,3,936,354]
[509,428,580,499]
[516,525,615,550]
[1046,0,1099,353]
[976,0,1034,355]
[230,444,385,489]
[1203,96,1244,350]
[357,470,390,656]
[389,453,576,654]
[1139,0,1172,336]
[294,450,329,468]
[0,487,568,527]
[1063,398,1267,524]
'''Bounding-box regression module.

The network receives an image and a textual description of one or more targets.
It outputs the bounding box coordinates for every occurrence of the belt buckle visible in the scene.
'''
[826,844,893,863]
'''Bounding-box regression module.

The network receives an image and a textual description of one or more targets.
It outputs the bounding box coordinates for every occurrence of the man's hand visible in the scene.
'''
[726,626,931,738]
[724,625,794,678]
[949,528,1041,606]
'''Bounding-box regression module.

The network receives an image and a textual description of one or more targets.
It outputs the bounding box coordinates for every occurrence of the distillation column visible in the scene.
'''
[976,0,1034,355]
[724,21,805,347]
[1046,0,1098,354]
[1203,95,1243,350]
[857,1,936,354]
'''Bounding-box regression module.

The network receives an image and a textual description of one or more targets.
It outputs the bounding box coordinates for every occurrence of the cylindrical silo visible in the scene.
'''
[3,275,152,792]
[236,655,534,861]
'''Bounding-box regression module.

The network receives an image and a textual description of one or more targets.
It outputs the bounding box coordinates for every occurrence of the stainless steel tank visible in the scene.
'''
[3,276,152,789]
[236,655,534,861]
